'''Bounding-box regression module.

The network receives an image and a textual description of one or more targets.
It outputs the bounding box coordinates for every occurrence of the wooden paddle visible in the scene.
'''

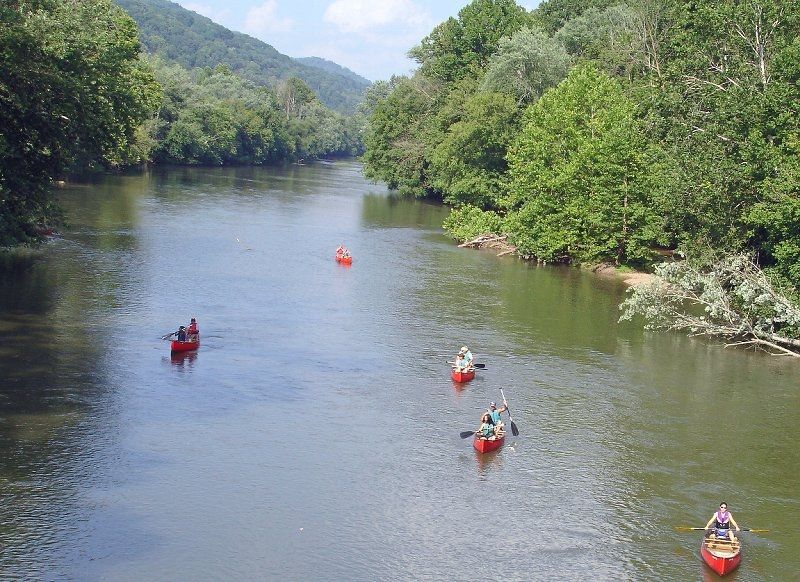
[500,388,519,436]
[675,527,769,533]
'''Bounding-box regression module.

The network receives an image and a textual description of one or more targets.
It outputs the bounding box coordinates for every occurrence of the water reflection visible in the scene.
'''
[168,351,198,368]
[475,448,504,474]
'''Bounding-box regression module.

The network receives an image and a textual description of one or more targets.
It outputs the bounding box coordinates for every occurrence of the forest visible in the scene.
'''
[0,0,373,246]
[362,0,800,291]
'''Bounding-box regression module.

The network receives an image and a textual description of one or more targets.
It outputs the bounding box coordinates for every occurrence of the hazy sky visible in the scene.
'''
[176,0,541,82]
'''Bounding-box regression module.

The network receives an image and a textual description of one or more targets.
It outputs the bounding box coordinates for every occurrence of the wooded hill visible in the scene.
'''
[115,0,371,114]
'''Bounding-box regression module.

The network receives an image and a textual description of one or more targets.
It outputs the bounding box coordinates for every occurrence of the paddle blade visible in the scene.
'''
[742,528,769,533]
[675,527,706,531]
[473,363,486,369]
[460,430,475,439]
[510,421,519,437]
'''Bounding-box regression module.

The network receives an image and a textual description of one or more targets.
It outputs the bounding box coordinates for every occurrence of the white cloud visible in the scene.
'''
[323,0,430,34]
[243,0,294,35]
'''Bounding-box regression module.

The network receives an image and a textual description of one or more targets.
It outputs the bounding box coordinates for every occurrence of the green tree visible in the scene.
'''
[506,64,665,265]
[0,0,160,245]
[481,26,571,105]
[429,90,521,207]
[646,0,800,277]
[409,0,532,83]
[532,0,619,35]
[361,77,435,197]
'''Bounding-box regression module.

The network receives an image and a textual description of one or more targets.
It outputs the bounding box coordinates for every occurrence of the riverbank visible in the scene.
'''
[458,234,655,287]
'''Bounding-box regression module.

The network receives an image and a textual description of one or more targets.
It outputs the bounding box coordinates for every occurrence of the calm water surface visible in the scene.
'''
[0,162,798,581]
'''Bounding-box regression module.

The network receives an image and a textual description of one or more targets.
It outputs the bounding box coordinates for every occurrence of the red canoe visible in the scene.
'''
[700,536,741,576]
[335,253,352,264]
[451,368,475,382]
[171,336,200,353]
[473,434,505,453]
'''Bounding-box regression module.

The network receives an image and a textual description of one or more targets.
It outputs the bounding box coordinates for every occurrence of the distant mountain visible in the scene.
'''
[296,57,371,86]
[115,0,371,113]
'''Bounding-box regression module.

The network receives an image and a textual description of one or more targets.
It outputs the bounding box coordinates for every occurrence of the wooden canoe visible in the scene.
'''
[700,536,741,576]
[335,253,352,264]
[170,336,200,353]
[473,434,504,453]
[451,368,475,382]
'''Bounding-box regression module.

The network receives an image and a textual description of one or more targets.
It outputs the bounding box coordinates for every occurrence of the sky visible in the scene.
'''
[176,0,541,82]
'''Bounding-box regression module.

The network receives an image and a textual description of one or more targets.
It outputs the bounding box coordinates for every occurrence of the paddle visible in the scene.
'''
[460,430,476,439]
[500,388,520,436]
[161,332,175,340]
[675,527,769,533]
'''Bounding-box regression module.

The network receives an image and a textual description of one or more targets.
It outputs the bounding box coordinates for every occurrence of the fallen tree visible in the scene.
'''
[619,254,800,357]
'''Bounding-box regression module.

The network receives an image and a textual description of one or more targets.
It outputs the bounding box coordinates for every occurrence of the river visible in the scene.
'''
[0,161,798,581]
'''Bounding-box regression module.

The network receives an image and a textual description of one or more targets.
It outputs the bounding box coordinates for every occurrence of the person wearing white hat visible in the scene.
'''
[454,345,474,372]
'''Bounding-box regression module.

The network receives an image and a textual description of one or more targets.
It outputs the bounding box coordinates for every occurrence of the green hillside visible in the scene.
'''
[115,0,370,113]
[296,57,371,86]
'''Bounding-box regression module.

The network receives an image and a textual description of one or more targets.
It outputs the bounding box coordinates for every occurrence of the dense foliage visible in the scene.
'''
[115,0,370,114]
[148,60,362,166]
[361,0,800,289]
[0,0,160,245]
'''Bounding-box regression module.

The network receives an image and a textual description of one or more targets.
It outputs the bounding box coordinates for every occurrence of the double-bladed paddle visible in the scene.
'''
[675,526,769,533]
[500,388,520,436]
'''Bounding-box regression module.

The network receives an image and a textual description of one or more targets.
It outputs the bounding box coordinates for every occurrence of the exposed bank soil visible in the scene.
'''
[589,263,655,287]
[459,234,655,287]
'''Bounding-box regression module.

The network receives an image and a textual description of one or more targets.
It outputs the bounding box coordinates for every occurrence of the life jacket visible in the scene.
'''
[714,511,730,529]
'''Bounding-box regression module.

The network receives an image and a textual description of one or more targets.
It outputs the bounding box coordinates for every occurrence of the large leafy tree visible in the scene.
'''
[428,90,521,208]
[361,76,437,197]
[408,0,532,83]
[506,64,665,265]
[481,26,571,105]
[0,0,160,245]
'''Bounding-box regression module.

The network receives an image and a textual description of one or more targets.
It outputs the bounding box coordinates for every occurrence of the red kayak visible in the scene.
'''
[451,368,475,382]
[701,536,741,576]
[473,434,505,453]
[335,253,352,264]
[171,336,200,352]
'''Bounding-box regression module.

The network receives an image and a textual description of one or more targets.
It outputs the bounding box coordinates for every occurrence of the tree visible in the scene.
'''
[481,26,571,105]
[361,76,435,197]
[620,254,800,357]
[276,77,319,121]
[645,0,800,276]
[408,0,532,83]
[0,0,160,245]
[428,90,521,207]
[532,0,619,35]
[506,64,665,265]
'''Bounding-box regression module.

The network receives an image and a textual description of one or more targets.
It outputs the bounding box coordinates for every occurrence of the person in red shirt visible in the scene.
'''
[187,317,199,342]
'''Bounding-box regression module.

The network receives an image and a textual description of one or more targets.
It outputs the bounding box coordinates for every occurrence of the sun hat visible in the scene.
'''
[490,402,496,408]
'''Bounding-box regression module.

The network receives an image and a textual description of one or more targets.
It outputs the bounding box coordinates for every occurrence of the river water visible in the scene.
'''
[0,161,798,581]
